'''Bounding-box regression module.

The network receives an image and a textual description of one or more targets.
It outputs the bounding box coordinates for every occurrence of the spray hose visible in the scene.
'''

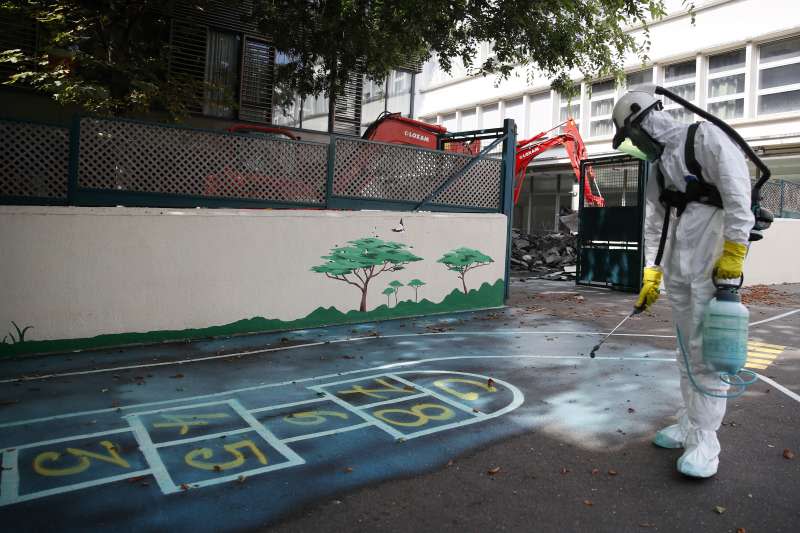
[676,327,758,399]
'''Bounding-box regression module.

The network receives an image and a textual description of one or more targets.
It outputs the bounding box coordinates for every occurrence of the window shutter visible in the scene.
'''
[239,37,274,123]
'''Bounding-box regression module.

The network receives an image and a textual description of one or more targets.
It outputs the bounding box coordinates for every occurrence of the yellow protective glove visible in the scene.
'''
[715,240,747,279]
[636,266,663,311]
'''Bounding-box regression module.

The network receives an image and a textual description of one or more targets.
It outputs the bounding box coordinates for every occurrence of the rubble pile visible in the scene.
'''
[510,229,578,279]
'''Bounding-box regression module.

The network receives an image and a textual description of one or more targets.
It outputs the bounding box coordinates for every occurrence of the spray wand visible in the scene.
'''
[589,306,644,358]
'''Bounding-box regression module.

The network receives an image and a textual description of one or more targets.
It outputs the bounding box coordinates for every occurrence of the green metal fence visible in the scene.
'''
[758,178,800,219]
[1,115,510,214]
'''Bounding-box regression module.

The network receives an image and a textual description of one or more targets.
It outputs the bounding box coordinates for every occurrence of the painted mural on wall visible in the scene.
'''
[0,236,503,358]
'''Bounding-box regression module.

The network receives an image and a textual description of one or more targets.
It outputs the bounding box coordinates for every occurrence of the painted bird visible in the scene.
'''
[392,218,405,232]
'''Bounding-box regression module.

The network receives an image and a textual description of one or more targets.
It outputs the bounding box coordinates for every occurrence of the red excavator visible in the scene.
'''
[362,112,604,207]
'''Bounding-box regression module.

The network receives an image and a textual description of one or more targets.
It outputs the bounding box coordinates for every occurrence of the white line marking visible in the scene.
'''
[229,399,305,467]
[124,399,235,418]
[249,398,327,414]
[7,427,134,451]
[0,331,674,384]
[127,415,176,495]
[357,392,429,409]
[0,353,676,432]
[281,422,372,443]
[153,427,253,449]
[0,449,19,505]
[750,308,800,327]
[387,373,478,417]
[5,469,152,506]
[756,373,800,404]
[310,389,404,440]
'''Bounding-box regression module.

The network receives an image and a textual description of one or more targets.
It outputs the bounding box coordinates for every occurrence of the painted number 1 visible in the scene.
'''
[433,378,497,401]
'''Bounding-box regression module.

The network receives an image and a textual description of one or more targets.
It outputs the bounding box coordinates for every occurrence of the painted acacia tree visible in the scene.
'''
[312,238,422,312]
[382,287,394,307]
[254,0,693,126]
[438,248,493,295]
[408,279,426,302]
[388,280,403,305]
[0,0,217,118]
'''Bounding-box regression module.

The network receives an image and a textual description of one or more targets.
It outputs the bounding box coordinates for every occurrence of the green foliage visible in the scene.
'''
[408,278,425,302]
[438,247,493,293]
[2,321,33,345]
[0,1,217,119]
[1,280,505,357]
[254,0,694,104]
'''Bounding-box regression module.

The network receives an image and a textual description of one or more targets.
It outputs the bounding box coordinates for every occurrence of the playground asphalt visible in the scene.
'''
[0,277,798,532]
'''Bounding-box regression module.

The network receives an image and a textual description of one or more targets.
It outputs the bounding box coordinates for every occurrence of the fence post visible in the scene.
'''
[325,136,336,209]
[67,114,81,204]
[780,180,785,218]
[501,118,517,301]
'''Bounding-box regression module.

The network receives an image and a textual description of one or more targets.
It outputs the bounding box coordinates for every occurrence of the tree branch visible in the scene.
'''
[324,272,363,290]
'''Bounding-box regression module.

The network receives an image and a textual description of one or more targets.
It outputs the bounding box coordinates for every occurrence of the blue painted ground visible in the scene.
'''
[1,279,798,532]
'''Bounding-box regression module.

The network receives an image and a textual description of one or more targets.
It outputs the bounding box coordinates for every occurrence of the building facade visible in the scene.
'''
[412,0,800,232]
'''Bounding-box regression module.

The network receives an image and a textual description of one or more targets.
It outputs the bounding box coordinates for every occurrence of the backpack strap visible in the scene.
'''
[685,122,704,182]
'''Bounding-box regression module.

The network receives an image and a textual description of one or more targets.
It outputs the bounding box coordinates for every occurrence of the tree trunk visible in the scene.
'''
[360,288,367,312]
[327,57,337,133]
[414,288,418,302]
[461,274,468,295]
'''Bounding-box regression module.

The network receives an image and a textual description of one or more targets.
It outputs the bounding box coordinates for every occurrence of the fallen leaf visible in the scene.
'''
[783,449,795,460]
[560,467,570,475]
[180,483,190,491]
[627,407,636,414]
[170,373,184,379]
[237,475,247,484]
[472,408,480,413]
[127,475,148,483]
[403,385,415,391]
[583,500,593,506]
[736,529,746,533]
[608,469,618,476]
[487,466,501,475]
[213,465,222,472]
[714,506,726,514]
[591,468,600,475]
[446,460,455,467]
[343,466,353,473]
[487,378,495,389]
[639,523,655,528]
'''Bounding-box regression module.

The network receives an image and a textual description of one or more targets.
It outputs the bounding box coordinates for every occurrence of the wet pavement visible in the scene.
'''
[0,277,798,532]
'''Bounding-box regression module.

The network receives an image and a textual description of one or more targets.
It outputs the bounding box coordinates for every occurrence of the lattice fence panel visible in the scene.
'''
[758,179,800,218]
[584,160,641,208]
[78,118,327,204]
[332,138,501,209]
[0,120,69,200]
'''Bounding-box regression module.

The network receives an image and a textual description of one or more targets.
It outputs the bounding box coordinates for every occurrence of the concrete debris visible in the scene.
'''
[511,228,578,280]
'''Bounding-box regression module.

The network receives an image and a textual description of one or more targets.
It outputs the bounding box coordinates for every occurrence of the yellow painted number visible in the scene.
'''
[33,440,130,477]
[338,378,414,400]
[152,413,230,435]
[433,378,497,401]
[184,439,268,471]
[372,403,454,427]
[283,410,349,425]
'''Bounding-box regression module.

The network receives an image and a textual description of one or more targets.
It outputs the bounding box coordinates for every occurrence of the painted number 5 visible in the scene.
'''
[185,439,268,471]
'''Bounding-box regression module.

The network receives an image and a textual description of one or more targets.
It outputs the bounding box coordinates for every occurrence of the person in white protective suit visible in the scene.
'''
[611,85,754,478]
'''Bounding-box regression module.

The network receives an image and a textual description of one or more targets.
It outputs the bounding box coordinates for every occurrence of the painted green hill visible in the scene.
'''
[0,279,504,357]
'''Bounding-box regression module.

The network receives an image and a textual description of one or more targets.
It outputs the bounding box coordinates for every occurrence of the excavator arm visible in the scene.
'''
[514,118,605,207]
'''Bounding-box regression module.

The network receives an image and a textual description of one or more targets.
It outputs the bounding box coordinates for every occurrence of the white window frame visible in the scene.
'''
[661,57,699,122]
[756,36,800,116]
[706,48,747,120]
[587,79,616,139]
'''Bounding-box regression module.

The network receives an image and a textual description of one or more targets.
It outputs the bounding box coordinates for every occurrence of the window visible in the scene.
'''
[558,87,580,133]
[362,78,385,103]
[663,59,697,122]
[204,30,241,119]
[504,98,524,136]
[707,48,745,120]
[757,36,800,115]
[589,80,615,137]
[626,69,653,90]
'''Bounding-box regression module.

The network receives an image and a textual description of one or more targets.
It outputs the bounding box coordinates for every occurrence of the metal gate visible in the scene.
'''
[576,155,647,292]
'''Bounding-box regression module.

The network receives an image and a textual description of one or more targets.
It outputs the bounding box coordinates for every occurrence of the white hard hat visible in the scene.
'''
[611,84,660,149]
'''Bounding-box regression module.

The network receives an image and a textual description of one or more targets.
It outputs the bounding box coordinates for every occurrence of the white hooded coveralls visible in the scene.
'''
[641,110,754,477]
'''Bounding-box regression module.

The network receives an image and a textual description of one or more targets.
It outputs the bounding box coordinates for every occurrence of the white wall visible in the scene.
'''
[744,218,800,286]
[0,207,508,344]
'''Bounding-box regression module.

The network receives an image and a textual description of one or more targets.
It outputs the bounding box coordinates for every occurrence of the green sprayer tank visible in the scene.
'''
[702,285,749,375]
